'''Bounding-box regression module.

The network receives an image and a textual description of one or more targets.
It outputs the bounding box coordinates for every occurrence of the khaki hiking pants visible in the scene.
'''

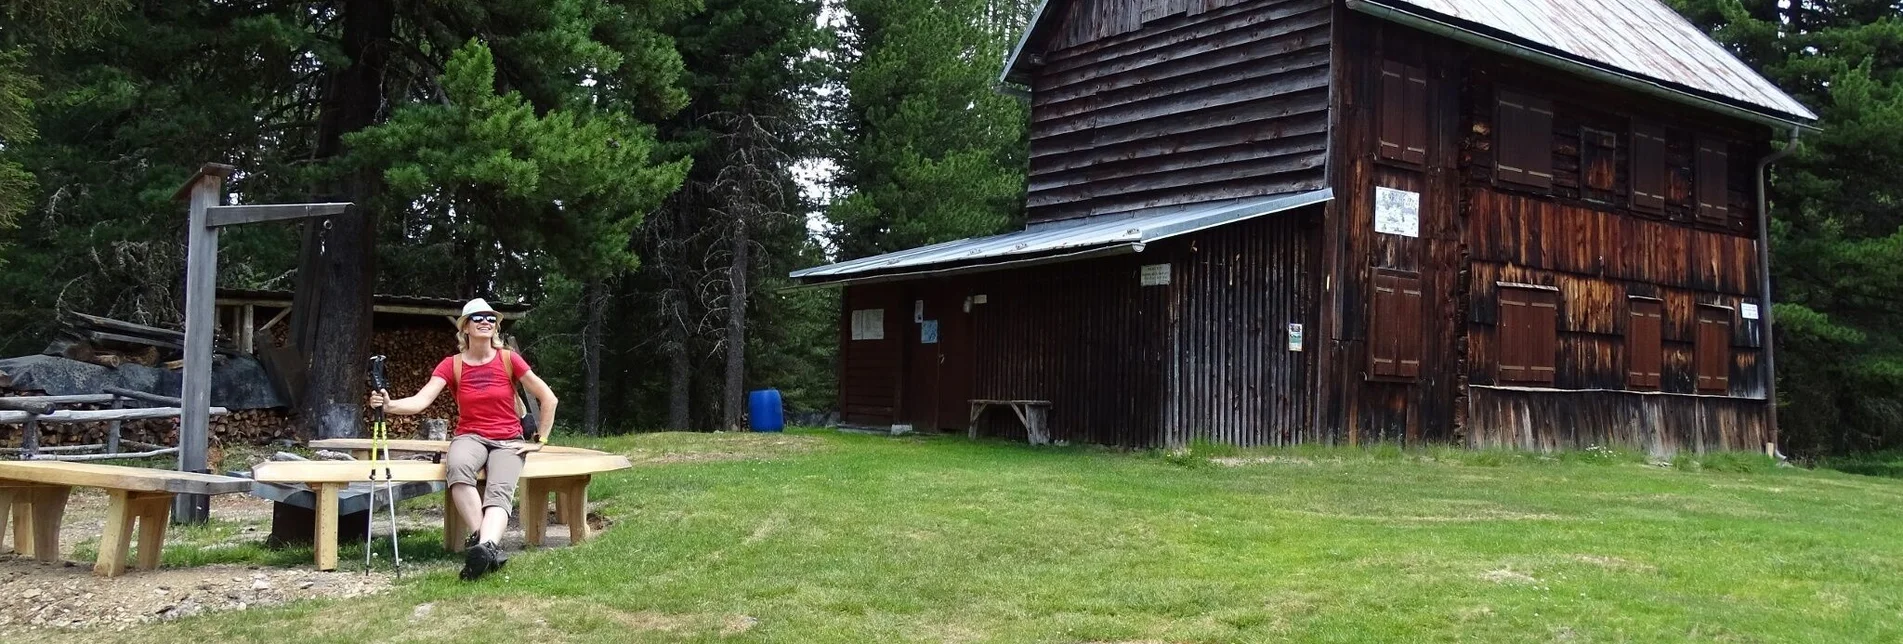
[445,434,526,511]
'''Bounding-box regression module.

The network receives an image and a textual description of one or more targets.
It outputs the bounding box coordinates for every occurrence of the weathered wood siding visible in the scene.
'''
[1025,0,1332,223]
[1164,208,1323,447]
[838,284,908,427]
[1325,12,1773,453]
[966,255,1174,446]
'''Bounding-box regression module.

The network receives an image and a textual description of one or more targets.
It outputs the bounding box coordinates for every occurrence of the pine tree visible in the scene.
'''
[826,0,1030,260]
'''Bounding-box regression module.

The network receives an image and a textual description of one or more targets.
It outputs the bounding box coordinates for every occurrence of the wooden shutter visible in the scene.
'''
[1378,62,1428,166]
[1696,138,1730,224]
[1631,123,1667,213]
[1696,307,1731,392]
[1369,271,1424,379]
[1498,286,1558,384]
[1626,298,1663,389]
[1582,127,1618,195]
[1496,91,1554,190]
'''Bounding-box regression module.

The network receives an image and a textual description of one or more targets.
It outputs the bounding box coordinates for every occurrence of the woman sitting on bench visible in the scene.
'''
[368,298,559,580]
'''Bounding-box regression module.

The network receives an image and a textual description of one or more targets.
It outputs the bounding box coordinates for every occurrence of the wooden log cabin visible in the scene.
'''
[792,0,1817,455]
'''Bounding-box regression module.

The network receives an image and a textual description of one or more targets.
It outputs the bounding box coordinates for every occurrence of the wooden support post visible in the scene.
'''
[443,488,468,553]
[0,488,12,554]
[106,395,125,455]
[559,476,591,545]
[16,485,71,562]
[96,490,137,576]
[175,164,231,525]
[519,478,550,548]
[241,305,255,354]
[6,494,25,555]
[134,493,170,571]
[20,416,40,459]
[313,482,340,571]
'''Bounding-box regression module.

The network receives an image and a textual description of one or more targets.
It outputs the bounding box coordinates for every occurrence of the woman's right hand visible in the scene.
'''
[368,389,389,409]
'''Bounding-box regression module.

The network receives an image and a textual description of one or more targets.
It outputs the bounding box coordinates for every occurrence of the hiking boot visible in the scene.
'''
[463,532,480,551]
[460,541,498,581]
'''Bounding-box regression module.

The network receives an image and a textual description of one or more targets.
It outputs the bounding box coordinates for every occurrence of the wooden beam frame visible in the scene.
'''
[203,202,351,228]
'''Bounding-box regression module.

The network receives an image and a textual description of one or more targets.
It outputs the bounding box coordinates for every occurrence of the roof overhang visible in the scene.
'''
[1347,0,1819,134]
[789,189,1332,289]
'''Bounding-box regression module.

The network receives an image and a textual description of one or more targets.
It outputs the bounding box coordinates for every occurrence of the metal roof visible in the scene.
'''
[1003,0,1815,127]
[1350,0,1816,124]
[790,190,1331,286]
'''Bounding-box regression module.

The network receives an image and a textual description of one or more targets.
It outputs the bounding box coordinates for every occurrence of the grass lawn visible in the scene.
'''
[34,430,1903,643]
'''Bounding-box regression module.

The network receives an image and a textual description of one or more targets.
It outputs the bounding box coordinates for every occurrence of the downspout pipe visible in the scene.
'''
[1756,127,1799,456]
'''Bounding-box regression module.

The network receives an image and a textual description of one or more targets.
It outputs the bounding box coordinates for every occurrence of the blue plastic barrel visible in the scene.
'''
[748,389,784,432]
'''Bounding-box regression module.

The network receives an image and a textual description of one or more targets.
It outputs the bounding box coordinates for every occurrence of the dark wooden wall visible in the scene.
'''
[1325,11,1774,453]
[838,284,907,427]
[1025,0,1332,223]
[1164,208,1322,447]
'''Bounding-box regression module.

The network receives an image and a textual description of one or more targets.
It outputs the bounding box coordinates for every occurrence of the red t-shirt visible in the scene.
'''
[431,351,533,441]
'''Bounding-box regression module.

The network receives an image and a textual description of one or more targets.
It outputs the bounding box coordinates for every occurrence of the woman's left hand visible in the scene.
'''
[513,442,543,455]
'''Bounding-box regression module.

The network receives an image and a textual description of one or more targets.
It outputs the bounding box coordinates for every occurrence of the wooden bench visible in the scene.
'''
[0,461,252,577]
[252,445,631,571]
[969,399,1052,445]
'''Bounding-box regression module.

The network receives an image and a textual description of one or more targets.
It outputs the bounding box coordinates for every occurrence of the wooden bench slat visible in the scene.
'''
[0,461,252,495]
[309,438,604,455]
[249,453,632,484]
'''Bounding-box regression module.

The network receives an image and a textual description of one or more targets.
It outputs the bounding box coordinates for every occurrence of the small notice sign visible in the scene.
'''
[921,320,939,344]
[914,300,924,323]
[1287,323,1305,352]
[1141,264,1172,286]
[1741,303,1760,320]
[1374,187,1421,238]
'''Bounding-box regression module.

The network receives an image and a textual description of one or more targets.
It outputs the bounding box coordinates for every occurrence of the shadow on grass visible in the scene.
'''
[71,527,460,572]
[1820,450,1903,479]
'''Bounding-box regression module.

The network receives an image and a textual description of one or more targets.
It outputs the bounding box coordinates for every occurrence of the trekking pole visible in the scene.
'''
[369,355,402,579]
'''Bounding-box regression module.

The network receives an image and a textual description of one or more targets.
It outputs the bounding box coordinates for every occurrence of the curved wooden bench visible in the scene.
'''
[0,461,252,577]
[251,450,631,570]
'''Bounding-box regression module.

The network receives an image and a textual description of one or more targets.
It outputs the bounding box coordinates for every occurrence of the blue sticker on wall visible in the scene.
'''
[921,320,939,344]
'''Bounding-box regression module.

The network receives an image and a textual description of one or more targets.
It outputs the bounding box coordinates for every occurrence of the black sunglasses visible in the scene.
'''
[468,314,499,324]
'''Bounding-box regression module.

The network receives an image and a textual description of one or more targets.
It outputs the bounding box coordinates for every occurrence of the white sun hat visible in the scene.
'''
[457,298,501,328]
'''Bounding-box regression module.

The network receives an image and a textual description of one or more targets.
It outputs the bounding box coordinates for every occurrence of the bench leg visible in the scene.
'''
[443,488,468,553]
[19,486,70,562]
[519,478,550,548]
[134,493,171,571]
[313,483,340,571]
[0,488,13,554]
[95,490,147,577]
[557,476,591,545]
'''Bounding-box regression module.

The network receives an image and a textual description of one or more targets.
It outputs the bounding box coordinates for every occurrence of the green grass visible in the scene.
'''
[46,430,1903,643]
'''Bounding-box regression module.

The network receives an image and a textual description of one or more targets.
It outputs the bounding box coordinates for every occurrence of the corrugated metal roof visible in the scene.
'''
[791,190,1332,284]
[1355,0,1816,122]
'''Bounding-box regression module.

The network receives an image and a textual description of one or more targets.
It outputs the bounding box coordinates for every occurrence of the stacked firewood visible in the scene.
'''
[0,391,292,448]
[363,327,461,438]
[51,310,236,369]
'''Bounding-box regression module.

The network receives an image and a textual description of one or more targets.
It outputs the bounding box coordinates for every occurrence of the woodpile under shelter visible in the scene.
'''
[792,0,1817,454]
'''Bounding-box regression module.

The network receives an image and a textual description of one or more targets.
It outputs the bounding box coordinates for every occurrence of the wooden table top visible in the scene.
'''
[310,438,606,456]
[249,452,632,484]
[0,461,253,495]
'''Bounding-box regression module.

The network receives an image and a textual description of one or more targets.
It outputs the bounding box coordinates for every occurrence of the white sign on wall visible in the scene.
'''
[850,309,885,340]
[1741,303,1760,320]
[1374,186,1421,238]
[1287,323,1305,352]
[914,300,924,323]
[1140,264,1172,286]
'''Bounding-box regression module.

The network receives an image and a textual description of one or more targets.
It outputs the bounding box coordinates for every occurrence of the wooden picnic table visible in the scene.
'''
[0,461,252,576]
[251,445,631,571]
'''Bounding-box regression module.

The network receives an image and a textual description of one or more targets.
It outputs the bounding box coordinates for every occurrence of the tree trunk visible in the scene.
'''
[297,0,392,440]
[581,276,605,436]
[722,216,749,431]
[666,292,692,430]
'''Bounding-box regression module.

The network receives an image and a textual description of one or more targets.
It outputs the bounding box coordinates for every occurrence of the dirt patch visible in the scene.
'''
[0,557,391,632]
[1481,568,1539,585]
[1569,554,1657,573]
[620,432,824,465]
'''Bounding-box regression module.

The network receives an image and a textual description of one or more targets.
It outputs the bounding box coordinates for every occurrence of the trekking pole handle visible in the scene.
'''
[369,355,389,393]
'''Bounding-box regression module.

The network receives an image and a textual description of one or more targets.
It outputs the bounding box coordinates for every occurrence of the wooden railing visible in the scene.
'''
[0,387,227,461]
